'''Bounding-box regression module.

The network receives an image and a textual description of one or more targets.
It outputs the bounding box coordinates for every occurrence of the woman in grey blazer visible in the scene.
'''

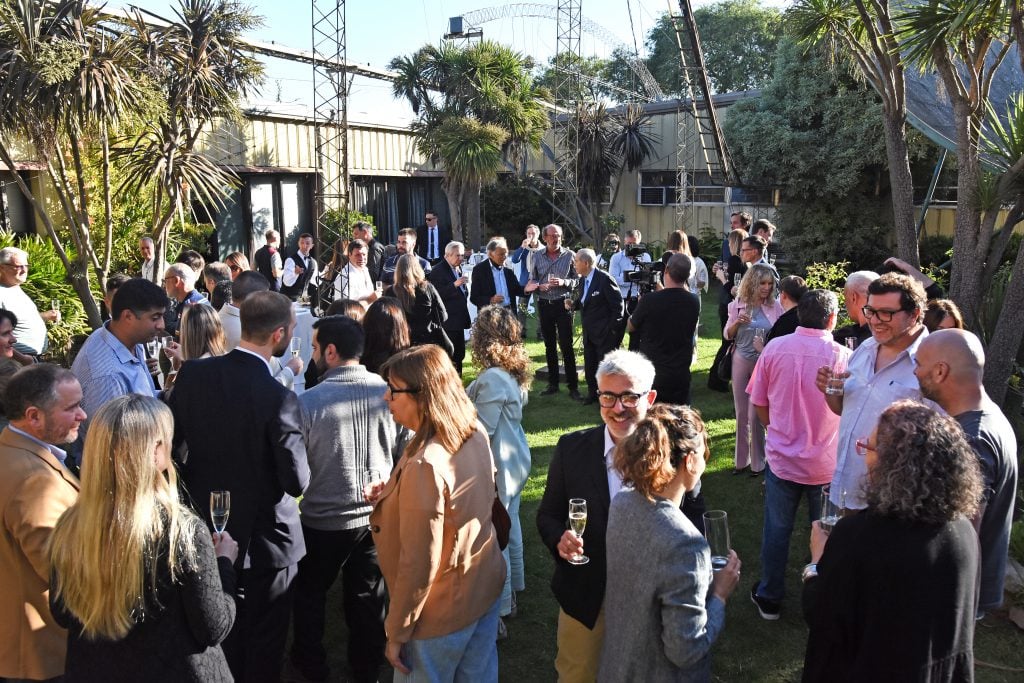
[599,404,742,682]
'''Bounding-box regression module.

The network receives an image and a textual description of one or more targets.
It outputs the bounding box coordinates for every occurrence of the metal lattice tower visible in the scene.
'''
[553,0,583,237]
[312,1,348,265]
[666,0,738,231]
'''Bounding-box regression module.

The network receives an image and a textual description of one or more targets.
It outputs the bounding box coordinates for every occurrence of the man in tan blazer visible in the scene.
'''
[0,365,85,681]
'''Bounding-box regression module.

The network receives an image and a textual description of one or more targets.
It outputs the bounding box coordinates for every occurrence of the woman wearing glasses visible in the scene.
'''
[600,403,741,681]
[369,345,505,680]
[802,401,981,681]
[466,306,532,637]
[724,263,782,475]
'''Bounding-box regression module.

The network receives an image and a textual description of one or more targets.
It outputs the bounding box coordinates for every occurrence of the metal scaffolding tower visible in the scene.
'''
[666,0,738,230]
[552,0,583,237]
[312,0,348,280]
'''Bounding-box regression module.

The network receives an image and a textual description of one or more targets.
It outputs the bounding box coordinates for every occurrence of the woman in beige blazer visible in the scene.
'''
[369,345,505,681]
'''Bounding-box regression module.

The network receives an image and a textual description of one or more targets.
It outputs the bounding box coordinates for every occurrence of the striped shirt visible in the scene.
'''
[528,247,575,300]
[71,323,155,438]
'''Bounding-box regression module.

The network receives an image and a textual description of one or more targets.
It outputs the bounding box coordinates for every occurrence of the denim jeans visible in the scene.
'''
[756,465,825,603]
[501,493,525,616]
[394,599,500,683]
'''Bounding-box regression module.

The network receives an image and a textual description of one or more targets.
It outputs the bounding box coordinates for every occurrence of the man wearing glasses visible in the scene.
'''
[537,350,704,682]
[816,272,930,512]
[0,247,59,357]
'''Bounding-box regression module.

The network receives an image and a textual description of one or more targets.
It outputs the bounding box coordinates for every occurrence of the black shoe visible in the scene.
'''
[732,467,748,476]
[750,585,781,621]
[541,385,559,396]
[568,389,583,401]
[750,469,762,478]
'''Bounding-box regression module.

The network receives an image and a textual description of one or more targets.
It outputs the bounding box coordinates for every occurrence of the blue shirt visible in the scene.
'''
[71,323,156,440]
[491,261,510,305]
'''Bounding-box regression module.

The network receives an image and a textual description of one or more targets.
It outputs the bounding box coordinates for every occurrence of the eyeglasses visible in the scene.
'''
[596,391,646,408]
[387,382,420,397]
[861,306,907,322]
[855,438,876,456]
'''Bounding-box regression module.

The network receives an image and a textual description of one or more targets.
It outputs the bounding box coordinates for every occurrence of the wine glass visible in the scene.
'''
[733,273,743,288]
[819,485,843,534]
[703,510,730,571]
[210,490,231,534]
[290,337,302,359]
[826,345,848,396]
[360,469,384,501]
[567,498,589,565]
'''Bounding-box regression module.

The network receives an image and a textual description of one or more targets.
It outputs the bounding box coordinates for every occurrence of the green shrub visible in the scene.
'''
[805,260,853,327]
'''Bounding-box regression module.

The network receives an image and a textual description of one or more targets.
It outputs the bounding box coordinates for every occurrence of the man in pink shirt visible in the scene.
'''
[746,289,849,620]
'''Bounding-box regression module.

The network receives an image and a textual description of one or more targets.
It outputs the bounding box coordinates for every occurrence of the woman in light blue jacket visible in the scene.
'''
[466,305,532,636]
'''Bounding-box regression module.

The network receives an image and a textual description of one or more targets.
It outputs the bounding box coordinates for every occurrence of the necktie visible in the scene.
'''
[582,275,590,302]
[430,229,436,259]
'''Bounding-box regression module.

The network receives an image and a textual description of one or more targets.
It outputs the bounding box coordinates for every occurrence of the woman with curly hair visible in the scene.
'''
[801,400,982,682]
[49,395,238,681]
[466,305,532,635]
[599,403,741,681]
[724,263,782,475]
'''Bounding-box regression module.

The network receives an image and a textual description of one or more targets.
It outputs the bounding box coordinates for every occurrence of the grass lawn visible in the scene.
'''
[309,291,1024,682]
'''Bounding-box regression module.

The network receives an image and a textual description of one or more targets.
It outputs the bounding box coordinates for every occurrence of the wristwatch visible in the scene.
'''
[801,563,819,583]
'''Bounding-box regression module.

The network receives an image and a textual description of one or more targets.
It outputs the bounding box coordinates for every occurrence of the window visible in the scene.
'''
[638,171,675,205]
[730,185,778,206]
[687,171,726,203]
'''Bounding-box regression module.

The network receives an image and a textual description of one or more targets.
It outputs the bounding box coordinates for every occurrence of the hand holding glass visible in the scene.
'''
[703,510,730,571]
[819,485,843,534]
[826,346,848,395]
[290,337,302,358]
[567,498,589,565]
[210,490,231,534]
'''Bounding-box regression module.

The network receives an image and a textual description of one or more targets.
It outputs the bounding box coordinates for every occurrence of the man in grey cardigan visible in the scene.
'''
[290,315,405,683]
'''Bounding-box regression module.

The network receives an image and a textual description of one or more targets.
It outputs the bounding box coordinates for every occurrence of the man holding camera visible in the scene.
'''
[609,230,650,347]
[627,253,701,405]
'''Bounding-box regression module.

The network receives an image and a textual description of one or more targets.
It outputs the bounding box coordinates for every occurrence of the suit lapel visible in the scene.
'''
[0,428,80,491]
[584,426,611,511]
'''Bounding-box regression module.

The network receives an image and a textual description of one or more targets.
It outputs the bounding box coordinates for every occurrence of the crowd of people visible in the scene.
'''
[0,213,1018,683]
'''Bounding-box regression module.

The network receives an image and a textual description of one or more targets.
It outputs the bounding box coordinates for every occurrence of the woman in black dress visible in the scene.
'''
[50,395,238,682]
[801,400,983,682]
[384,253,450,354]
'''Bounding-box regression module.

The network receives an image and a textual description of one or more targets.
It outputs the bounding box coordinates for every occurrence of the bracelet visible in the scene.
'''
[801,562,818,583]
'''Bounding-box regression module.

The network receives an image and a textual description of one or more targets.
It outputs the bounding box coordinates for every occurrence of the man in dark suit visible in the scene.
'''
[427,240,472,375]
[537,349,704,681]
[568,248,623,405]
[470,237,526,313]
[168,290,310,683]
[416,210,451,264]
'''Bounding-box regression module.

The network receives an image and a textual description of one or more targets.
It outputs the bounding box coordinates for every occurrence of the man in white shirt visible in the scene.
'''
[139,237,156,282]
[281,233,319,302]
[333,240,378,307]
[416,211,451,263]
[0,247,58,356]
[220,271,302,388]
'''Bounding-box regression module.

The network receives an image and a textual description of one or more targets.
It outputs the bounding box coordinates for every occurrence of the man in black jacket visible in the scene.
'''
[168,290,310,683]
[470,237,526,313]
[568,248,622,405]
[427,241,472,374]
[416,210,451,264]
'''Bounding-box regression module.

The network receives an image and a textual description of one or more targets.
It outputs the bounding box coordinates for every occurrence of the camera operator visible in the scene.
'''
[597,233,620,270]
[627,253,701,405]
[610,230,651,346]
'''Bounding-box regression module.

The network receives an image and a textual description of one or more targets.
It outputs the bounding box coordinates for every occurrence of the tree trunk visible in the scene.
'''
[881,111,919,267]
[947,96,984,328]
[466,182,482,250]
[983,232,1024,405]
[444,181,466,244]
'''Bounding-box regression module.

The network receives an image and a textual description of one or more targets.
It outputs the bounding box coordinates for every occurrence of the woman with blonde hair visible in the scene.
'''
[369,345,505,680]
[724,263,783,475]
[466,305,531,635]
[383,253,449,353]
[803,401,982,681]
[224,252,250,279]
[49,395,238,681]
[600,403,741,681]
[164,304,227,387]
[923,298,964,332]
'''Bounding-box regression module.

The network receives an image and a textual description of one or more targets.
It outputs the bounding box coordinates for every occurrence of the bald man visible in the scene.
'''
[914,329,1018,615]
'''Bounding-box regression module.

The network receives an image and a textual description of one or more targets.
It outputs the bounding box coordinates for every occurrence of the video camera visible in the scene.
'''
[624,243,665,293]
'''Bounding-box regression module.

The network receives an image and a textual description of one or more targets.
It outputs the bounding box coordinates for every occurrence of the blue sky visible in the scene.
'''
[116,1,791,124]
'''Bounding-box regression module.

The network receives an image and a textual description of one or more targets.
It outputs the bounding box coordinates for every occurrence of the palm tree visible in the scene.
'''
[0,0,144,326]
[389,40,548,248]
[113,0,263,282]
[788,0,920,268]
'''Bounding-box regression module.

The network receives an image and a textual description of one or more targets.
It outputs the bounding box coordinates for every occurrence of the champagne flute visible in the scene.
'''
[733,273,743,288]
[703,510,730,571]
[567,498,589,565]
[51,298,60,314]
[210,490,231,534]
[290,337,302,359]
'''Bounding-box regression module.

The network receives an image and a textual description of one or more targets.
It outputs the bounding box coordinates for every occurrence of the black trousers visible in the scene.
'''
[223,562,297,683]
[539,299,577,390]
[582,334,616,398]
[445,325,467,375]
[290,526,386,683]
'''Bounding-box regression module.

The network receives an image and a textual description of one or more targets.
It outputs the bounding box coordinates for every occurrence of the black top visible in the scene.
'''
[253,244,279,292]
[802,511,977,682]
[832,322,871,348]
[427,263,472,330]
[630,288,700,383]
[572,269,623,348]
[765,306,800,343]
[718,255,745,305]
[52,518,236,682]
[469,259,526,312]
[382,283,448,347]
